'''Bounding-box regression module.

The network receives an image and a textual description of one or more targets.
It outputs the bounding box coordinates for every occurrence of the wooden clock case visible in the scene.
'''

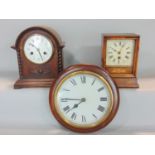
[49,64,119,133]
[11,26,64,89]
[102,34,140,88]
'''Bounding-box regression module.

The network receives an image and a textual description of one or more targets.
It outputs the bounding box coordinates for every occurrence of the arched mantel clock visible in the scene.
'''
[11,26,64,89]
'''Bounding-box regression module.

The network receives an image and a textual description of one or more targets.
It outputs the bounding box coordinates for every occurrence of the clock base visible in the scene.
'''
[113,77,139,88]
[14,79,54,89]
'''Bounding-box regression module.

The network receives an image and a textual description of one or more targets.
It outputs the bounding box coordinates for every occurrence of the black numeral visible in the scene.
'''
[109,55,113,59]
[91,78,96,86]
[98,87,104,92]
[92,114,97,119]
[61,98,68,102]
[63,106,70,112]
[126,47,130,50]
[100,97,107,101]
[80,76,86,84]
[82,115,86,122]
[71,112,77,120]
[125,55,129,59]
[98,105,105,112]
[70,79,77,86]
[113,58,116,62]
[63,88,70,91]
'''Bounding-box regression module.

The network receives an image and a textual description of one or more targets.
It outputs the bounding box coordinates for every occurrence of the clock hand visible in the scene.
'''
[36,48,44,61]
[66,98,86,113]
[61,98,83,101]
[29,43,44,61]
[118,43,126,53]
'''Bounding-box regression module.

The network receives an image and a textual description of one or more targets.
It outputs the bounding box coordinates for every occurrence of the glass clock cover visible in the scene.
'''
[24,34,53,64]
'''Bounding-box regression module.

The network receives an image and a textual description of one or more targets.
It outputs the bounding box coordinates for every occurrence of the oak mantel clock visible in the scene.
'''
[49,64,119,133]
[11,26,64,89]
[102,34,140,88]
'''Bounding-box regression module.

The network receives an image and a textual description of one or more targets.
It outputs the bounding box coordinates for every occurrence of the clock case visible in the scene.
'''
[102,34,140,88]
[49,64,119,133]
[11,26,64,89]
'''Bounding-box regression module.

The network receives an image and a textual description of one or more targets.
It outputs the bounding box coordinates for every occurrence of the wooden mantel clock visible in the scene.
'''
[102,34,140,88]
[11,26,64,89]
[49,64,119,133]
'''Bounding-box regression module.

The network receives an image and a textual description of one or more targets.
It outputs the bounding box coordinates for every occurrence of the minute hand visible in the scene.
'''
[66,98,86,113]
[30,43,43,61]
[61,98,82,101]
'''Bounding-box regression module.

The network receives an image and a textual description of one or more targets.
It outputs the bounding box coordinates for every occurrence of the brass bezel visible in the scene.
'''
[53,70,114,129]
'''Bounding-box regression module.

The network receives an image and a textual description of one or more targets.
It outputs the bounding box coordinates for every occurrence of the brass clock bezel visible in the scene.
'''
[54,70,114,129]
[49,64,119,133]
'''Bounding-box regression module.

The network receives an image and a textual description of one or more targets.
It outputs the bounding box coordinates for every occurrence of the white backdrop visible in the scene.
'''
[0,19,155,134]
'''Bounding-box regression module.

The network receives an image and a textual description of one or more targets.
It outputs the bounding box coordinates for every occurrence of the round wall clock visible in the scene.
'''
[11,26,64,89]
[49,64,119,133]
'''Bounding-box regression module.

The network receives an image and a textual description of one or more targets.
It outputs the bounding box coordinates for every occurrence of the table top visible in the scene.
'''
[0,72,155,135]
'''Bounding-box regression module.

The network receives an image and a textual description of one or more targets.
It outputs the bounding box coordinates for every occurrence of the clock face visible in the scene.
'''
[54,71,113,128]
[106,39,135,67]
[24,34,53,64]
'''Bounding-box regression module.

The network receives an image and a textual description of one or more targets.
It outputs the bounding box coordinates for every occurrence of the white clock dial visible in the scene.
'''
[55,71,113,127]
[106,39,135,66]
[24,34,53,64]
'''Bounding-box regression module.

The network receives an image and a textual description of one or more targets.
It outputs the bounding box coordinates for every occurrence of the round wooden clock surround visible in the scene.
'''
[12,26,64,89]
[49,64,119,133]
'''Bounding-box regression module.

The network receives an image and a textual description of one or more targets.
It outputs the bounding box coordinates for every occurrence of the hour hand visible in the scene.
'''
[29,43,43,61]
[66,98,86,113]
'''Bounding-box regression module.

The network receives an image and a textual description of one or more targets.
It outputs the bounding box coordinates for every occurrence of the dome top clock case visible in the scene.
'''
[11,26,64,89]
[49,64,119,133]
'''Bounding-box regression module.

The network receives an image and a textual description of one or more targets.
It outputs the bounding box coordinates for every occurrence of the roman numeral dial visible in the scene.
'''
[56,72,112,127]
[106,39,135,66]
